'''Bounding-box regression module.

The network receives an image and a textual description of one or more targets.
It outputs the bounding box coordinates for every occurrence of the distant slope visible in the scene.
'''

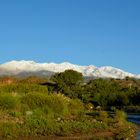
[0,60,139,79]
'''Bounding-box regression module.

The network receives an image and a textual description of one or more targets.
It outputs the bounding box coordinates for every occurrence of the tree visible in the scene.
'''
[50,70,83,97]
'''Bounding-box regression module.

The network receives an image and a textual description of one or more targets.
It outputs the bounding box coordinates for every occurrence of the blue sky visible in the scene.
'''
[0,0,140,74]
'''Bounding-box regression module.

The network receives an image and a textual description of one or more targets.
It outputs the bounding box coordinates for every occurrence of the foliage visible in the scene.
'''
[45,94,69,116]
[0,122,20,138]
[51,70,83,96]
[0,94,19,110]
[68,99,84,115]
[20,76,47,84]
[21,92,48,109]
[21,93,69,116]
[1,74,140,107]
[23,116,49,136]
[98,111,109,122]
[114,110,127,126]
[0,75,138,139]
[0,83,48,95]
[22,115,108,137]
[51,70,83,85]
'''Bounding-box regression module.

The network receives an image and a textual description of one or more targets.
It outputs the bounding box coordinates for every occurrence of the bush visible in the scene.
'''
[115,110,127,125]
[0,94,19,110]
[0,84,48,95]
[21,93,84,117]
[68,99,84,115]
[45,94,69,116]
[21,93,48,109]
[98,111,108,122]
[21,93,69,116]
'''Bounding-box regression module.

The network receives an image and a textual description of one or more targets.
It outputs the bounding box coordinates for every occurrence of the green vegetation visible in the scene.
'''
[0,72,138,139]
[0,94,19,110]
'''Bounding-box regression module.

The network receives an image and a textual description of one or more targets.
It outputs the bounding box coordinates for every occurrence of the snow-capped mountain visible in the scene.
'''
[0,60,139,79]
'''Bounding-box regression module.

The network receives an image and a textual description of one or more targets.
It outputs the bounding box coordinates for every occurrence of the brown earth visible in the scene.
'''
[15,131,113,140]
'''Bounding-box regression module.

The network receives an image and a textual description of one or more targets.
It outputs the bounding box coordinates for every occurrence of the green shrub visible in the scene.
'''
[21,93,48,109]
[21,93,70,116]
[115,110,127,125]
[42,105,54,118]
[33,108,45,117]
[98,111,108,123]
[0,94,19,110]
[68,99,84,115]
[45,94,69,116]
[0,84,48,95]
[22,93,85,117]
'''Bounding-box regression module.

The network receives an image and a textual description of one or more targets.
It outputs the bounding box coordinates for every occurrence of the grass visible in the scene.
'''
[0,94,19,110]
[0,108,136,139]
[0,83,137,139]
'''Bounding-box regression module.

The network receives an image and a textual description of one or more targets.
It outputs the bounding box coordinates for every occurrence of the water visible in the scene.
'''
[128,114,140,140]
[137,132,140,140]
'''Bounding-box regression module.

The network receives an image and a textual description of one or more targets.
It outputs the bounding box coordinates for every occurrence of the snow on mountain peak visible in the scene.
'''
[1,60,38,71]
[0,60,139,79]
[99,66,135,79]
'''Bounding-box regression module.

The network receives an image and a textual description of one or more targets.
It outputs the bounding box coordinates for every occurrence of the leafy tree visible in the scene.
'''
[86,79,119,106]
[50,70,83,97]
[115,92,129,106]
[51,70,83,85]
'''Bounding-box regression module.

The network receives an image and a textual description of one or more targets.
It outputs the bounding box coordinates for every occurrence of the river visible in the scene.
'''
[128,114,140,140]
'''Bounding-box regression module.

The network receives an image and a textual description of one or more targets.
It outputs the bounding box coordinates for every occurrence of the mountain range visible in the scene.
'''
[0,60,139,79]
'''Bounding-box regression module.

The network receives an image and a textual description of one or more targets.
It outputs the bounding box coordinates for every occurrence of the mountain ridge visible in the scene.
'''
[0,60,139,79]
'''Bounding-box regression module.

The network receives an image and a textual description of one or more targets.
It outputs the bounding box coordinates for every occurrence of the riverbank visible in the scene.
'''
[127,114,140,140]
